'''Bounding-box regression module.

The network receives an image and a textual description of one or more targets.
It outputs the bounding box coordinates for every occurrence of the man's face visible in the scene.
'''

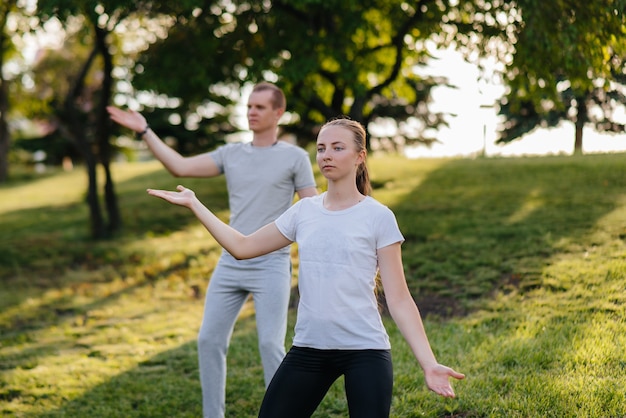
[247,90,283,133]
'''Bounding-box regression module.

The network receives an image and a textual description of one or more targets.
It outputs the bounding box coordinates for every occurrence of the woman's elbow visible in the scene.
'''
[231,252,248,261]
[169,169,185,178]
[228,247,256,260]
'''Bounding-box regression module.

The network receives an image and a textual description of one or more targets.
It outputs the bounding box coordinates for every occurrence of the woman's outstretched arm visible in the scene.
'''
[377,243,465,398]
[147,185,292,259]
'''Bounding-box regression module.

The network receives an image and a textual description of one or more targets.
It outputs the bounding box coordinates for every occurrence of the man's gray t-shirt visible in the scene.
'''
[209,141,316,259]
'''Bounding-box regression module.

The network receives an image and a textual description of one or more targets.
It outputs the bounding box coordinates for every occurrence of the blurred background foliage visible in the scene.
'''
[0,0,625,237]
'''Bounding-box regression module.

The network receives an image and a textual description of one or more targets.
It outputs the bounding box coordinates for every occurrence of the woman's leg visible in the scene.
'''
[258,347,340,418]
[343,350,393,418]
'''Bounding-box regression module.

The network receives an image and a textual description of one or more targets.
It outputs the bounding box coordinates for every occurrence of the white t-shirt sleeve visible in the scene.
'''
[374,205,405,249]
[274,199,303,241]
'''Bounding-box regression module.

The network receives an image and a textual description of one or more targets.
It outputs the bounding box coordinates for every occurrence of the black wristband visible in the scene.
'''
[135,125,150,139]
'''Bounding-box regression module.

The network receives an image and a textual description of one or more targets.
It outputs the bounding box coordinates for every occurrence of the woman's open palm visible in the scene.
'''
[147,185,196,208]
[424,364,465,398]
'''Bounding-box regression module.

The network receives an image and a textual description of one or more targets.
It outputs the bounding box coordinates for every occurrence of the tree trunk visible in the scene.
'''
[0,8,11,183]
[94,25,121,234]
[0,76,9,183]
[58,123,105,238]
[62,45,108,239]
[573,97,587,155]
[85,152,105,238]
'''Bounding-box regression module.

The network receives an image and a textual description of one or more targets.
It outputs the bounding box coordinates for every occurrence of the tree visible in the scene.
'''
[0,0,20,183]
[33,1,140,238]
[130,0,509,150]
[496,0,626,154]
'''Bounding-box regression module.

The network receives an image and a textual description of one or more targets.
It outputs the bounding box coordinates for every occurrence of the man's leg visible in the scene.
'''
[198,262,248,418]
[250,256,291,386]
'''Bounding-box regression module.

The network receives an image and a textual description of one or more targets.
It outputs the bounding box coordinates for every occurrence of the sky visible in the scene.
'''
[406,48,626,159]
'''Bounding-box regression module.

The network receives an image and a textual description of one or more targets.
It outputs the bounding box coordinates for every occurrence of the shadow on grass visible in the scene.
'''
[0,165,227,309]
[385,154,626,318]
[376,154,626,417]
[0,165,265,417]
[31,332,266,418]
[33,341,203,418]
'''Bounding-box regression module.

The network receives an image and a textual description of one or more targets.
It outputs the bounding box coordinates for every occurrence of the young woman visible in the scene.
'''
[147,118,464,417]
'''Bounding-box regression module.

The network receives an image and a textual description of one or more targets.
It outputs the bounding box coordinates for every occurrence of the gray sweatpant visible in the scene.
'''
[198,253,291,418]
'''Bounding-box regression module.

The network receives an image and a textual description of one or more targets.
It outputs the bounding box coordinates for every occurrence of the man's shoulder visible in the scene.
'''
[209,141,244,155]
[217,141,310,164]
[275,140,309,156]
[221,141,248,150]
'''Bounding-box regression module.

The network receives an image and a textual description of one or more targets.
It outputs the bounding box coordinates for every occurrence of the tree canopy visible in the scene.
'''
[497,0,626,153]
[6,1,625,164]
[129,0,509,150]
[4,0,626,236]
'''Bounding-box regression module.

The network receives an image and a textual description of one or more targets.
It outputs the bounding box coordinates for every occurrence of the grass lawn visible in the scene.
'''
[1,152,625,417]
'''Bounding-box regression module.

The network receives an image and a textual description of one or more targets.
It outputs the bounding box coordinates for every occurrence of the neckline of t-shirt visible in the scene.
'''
[249,141,280,148]
[319,192,368,214]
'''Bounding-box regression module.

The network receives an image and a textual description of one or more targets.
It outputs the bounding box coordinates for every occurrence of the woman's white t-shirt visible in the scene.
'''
[274,192,404,350]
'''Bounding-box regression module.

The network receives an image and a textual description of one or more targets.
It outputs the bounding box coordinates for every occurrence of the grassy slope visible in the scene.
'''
[1,153,625,417]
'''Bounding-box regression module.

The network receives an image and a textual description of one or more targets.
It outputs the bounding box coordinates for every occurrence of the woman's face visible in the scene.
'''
[316,125,363,180]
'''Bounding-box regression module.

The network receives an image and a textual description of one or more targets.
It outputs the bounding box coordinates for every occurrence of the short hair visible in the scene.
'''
[251,82,286,110]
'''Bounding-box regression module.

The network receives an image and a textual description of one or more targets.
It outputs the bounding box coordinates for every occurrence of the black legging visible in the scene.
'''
[258,346,394,418]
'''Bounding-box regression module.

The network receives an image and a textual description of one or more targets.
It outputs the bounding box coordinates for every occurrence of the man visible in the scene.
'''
[107,82,317,418]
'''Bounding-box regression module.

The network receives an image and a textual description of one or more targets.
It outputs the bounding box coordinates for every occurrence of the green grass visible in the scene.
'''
[1,153,625,417]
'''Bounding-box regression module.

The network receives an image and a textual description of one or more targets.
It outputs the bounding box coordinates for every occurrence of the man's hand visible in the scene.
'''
[107,106,147,133]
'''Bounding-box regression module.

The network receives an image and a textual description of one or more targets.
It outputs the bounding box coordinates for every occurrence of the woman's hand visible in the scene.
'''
[423,363,465,398]
[147,185,196,208]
